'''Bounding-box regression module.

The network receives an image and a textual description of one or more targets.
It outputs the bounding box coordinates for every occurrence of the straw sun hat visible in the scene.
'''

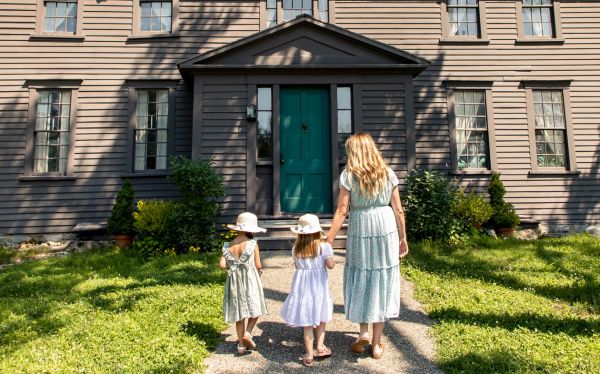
[290,214,324,234]
[227,212,267,233]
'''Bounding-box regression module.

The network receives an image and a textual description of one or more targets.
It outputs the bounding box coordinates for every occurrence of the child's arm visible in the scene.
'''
[254,245,264,275]
[325,256,335,269]
[218,255,227,270]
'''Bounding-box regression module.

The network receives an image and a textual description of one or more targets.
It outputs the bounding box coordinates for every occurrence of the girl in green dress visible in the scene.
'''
[219,212,269,355]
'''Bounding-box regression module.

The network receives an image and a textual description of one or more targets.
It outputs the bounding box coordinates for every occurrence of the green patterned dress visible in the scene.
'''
[340,168,401,323]
[222,239,268,323]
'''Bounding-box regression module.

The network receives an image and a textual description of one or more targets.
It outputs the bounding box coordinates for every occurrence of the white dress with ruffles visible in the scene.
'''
[340,168,401,323]
[280,243,334,327]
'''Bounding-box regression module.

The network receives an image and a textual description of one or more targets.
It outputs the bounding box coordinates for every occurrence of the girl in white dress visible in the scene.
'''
[280,214,335,367]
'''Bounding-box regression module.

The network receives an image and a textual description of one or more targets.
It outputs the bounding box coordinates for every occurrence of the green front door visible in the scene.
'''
[280,87,331,213]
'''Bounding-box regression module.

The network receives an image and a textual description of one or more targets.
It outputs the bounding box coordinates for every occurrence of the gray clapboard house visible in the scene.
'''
[0,0,599,243]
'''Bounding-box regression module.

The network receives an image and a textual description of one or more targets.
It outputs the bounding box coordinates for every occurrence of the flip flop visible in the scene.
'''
[351,336,371,353]
[315,346,332,358]
[372,343,385,359]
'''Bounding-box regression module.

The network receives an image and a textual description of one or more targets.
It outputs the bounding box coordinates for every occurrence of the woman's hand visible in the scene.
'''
[399,238,409,258]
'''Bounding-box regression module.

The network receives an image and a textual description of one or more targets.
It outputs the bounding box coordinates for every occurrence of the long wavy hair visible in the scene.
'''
[345,132,390,197]
[293,232,321,259]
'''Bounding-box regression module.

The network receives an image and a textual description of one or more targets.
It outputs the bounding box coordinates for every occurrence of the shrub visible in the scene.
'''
[487,173,520,228]
[454,191,494,230]
[404,169,461,241]
[167,156,226,251]
[107,180,135,235]
[133,199,177,243]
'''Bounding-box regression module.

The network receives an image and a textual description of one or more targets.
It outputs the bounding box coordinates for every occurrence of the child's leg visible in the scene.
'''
[315,322,326,349]
[359,323,369,340]
[372,322,385,353]
[246,317,259,335]
[235,319,246,346]
[303,327,315,358]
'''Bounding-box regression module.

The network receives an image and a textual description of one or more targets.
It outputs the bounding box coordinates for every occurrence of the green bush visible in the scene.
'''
[487,173,520,228]
[454,191,494,230]
[404,169,461,241]
[133,199,177,243]
[167,156,226,252]
[107,180,135,235]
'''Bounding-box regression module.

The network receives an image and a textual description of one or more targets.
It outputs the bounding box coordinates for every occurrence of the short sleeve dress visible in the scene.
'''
[340,167,401,323]
[280,243,334,327]
[222,239,268,323]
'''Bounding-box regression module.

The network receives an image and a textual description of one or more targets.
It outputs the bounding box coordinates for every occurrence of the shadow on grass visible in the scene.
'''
[432,307,599,337]
[441,349,551,374]
[407,236,600,311]
[182,321,223,350]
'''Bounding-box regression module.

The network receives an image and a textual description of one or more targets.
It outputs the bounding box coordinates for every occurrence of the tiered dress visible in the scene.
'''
[280,243,334,327]
[222,239,268,323]
[340,168,401,323]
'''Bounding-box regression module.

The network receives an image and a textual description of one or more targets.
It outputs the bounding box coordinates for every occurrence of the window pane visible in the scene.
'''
[454,90,489,169]
[257,111,273,159]
[257,87,272,110]
[337,110,352,134]
[337,87,351,110]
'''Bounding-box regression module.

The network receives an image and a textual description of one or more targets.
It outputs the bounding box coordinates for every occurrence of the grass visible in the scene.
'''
[403,234,600,374]
[0,247,227,373]
[0,245,60,265]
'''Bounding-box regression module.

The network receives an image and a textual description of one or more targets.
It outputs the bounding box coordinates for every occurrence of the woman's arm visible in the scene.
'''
[390,186,409,258]
[254,245,264,275]
[219,255,227,270]
[326,188,350,245]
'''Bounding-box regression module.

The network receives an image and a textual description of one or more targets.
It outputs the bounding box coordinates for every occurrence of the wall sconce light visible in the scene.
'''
[246,104,257,122]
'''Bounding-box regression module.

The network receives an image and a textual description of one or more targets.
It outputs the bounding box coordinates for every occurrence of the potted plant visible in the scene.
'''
[487,173,520,236]
[107,180,135,248]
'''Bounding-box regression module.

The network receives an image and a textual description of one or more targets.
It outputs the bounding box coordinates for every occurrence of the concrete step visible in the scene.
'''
[257,236,348,250]
[255,217,347,249]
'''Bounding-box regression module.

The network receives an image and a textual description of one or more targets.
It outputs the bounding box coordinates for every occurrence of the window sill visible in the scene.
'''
[528,170,580,176]
[121,171,170,178]
[439,38,490,45]
[126,33,180,42]
[18,175,77,181]
[29,34,85,42]
[515,38,565,46]
[449,169,494,176]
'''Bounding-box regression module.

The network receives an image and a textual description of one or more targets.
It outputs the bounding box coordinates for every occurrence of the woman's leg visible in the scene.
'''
[315,322,326,350]
[303,327,315,358]
[372,322,385,353]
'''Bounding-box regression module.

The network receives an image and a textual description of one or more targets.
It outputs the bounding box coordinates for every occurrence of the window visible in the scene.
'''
[262,0,330,28]
[524,82,577,172]
[34,90,72,173]
[257,87,273,160]
[132,0,179,37]
[516,0,562,41]
[446,82,496,172]
[134,90,169,171]
[126,81,177,174]
[337,86,352,158]
[44,0,77,33]
[141,1,172,32]
[24,80,81,178]
[440,0,488,42]
[448,0,479,37]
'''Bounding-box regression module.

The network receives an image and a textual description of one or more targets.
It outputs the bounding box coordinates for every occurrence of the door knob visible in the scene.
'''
[302,123,308,131]
[280,153,285,165]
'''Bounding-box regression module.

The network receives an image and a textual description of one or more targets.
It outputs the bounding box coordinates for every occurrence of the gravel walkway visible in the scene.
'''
[204,249,441,373]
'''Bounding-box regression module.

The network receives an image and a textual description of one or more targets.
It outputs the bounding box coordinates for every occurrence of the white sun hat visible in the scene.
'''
[290,214,323,234]
[227,212,267,233]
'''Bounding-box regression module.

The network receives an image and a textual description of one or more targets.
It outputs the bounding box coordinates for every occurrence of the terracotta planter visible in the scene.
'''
[114,234,134,249]
[495,227,515,237]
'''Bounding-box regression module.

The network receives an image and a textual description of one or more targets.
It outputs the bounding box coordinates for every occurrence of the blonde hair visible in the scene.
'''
[345,132,390,197]
[293,233,322,259]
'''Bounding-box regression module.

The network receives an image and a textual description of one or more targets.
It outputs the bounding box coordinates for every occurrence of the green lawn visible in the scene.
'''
[0,248,226,373]
[403,234,600,374]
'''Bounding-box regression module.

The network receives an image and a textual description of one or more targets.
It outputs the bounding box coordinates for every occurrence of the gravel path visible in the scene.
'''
[205,250,441,373]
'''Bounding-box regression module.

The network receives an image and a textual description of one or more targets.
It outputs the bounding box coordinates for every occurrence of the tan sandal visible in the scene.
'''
[351,336,371,353]
[302,355,314,367]
[241,333,256,350]
[372,343,385,359]
[315,346,332,358]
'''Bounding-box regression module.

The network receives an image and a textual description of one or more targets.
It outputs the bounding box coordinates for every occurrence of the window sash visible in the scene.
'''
[140,1,172,32]
[454,89,490,169]
[337,86,352,158]
[135,89,169,171]
[34,90,71,173]
[532,89,567,168]
[522,0,554,37]
[44,0,77,33]
[447,0,480,37]
[257,87,273,160]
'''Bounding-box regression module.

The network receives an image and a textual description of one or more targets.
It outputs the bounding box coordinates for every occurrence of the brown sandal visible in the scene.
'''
[372,343,385,359]
[315,346,332,358]
[351,336,371,353]
[241,333,256,350]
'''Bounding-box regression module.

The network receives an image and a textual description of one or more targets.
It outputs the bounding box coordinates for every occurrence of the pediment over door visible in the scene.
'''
[179,15,429,75]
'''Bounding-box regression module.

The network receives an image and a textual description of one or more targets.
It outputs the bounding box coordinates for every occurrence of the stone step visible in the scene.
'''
[257,236,348,250]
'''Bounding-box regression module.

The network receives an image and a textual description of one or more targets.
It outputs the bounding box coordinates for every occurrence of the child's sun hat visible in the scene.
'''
[291,214,323,234]
[227,212,267,233]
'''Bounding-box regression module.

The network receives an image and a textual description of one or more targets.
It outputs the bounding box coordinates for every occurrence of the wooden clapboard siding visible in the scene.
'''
[335,0,600,225]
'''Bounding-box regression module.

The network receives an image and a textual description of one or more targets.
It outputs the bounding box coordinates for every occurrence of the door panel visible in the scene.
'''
[280,87,331,213]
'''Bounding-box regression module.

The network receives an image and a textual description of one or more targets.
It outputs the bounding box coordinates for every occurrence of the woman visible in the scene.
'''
[326,132,409,359]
